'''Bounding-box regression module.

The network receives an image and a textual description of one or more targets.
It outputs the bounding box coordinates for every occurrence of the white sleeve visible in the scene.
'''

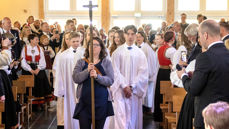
[20,47,32,71]
[111,50,128,90]
[131,51,149,98]
[37,47,46,70]
[0,49,11,66]
[165,47,176,65]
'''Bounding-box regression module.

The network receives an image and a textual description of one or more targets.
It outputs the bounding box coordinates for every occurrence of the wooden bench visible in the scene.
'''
[160,81,173,129]
[12,80,27,128]
[0,102,5,129]
[18,75,36,126]
[165,88,186,129]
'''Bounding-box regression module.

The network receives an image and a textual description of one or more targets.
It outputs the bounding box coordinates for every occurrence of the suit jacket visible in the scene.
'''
[222,34,229,42]
[187,43,201,64]
[182,42,229,128]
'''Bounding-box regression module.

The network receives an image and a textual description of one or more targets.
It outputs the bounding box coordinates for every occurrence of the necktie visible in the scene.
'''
[138,46,141,48]
[73,50,76,53]
[127,47,132,50]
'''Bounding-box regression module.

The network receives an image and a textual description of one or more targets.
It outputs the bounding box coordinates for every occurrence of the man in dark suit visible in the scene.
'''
[0,17,21,60]
[219,21,229,42]
[177,19,229,129]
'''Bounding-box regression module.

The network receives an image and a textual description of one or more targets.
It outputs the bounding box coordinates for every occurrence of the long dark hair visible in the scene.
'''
[84,37,107,60]
[110,30,125,56]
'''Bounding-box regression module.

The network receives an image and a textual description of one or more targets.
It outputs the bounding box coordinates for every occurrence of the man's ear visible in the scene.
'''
[204,32,208,40]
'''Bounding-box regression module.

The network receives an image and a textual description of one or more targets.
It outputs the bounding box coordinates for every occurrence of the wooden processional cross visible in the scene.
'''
[83,1,98,129]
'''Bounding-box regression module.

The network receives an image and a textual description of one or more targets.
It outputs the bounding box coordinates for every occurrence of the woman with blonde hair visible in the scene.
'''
[20,25,32,46]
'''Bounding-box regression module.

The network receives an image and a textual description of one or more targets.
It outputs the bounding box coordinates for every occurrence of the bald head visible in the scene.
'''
[199,20,221,49]
[2,17,12,31]
[199,20,220,38]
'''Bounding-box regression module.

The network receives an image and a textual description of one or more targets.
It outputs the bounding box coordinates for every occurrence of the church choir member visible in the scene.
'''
[136,31,159,114]
[53,32,71,129]
[55,32,84,129]
[73,37,114,129]
[0,33,17,129]
[177,19,229,129]
[110,25,148,129]
[21,33,51,97]
[154,31,176,124]
[109,29,125,56]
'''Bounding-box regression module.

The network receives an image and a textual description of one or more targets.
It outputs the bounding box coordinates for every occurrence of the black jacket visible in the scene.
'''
[222,34,229,42]
[10,29,22,60]
[187,42,201,64]
[182,42,229,128]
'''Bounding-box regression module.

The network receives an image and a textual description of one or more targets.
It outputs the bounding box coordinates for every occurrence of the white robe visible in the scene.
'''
[53,51,64,126]
[55,47,84,129]
[110,43,148,129]
[140,43,159,112]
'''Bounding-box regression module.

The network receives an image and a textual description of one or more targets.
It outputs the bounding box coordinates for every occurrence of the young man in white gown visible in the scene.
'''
[110,25,148,129]
[54,32,84,129]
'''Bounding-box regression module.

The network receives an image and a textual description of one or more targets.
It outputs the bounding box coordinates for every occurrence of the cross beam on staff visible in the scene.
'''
[83,1,98,129]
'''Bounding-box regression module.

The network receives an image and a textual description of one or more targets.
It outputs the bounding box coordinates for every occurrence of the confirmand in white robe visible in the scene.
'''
[110,43,148,129]
[55,47,84,129]
[139,42,159,112]
[53,51,64,126]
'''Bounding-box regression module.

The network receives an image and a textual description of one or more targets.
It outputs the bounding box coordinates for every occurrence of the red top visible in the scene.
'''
[157,44,172,66]
[25,45,40,62]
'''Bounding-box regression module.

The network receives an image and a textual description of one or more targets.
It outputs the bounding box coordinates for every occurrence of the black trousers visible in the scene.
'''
[195,127,205,129]
[78,108,106,129]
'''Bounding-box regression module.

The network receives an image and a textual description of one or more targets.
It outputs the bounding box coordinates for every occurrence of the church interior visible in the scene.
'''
[1,0,229,129]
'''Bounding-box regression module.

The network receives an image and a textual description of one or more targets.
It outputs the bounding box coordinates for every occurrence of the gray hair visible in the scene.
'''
[144,24,152,30]
[184,23,199,37]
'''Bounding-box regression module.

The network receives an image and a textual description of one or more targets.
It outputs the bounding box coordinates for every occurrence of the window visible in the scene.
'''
[112,19,135,28]
[76,0,98,11]
[48,0,70,11]
[177,0,199,11]
[113,0,135,11]
[140,19,164,30]
[77,19,99,28]
[206,0,227,10]
[141,0,163,11]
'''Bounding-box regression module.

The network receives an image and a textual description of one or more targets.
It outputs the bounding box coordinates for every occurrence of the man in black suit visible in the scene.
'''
[219,21,229,42]
[0,17,21,60]
[177,19,229,129]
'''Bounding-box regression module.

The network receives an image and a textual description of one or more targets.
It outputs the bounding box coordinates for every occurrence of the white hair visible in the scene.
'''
[184,23,199,36]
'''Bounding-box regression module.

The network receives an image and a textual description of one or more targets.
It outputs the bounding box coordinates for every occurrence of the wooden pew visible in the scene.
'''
[18,75,35,125]
[160,81,173,129]
[165,88,186,129]
[12,80,27,128]
[0,102,5,129]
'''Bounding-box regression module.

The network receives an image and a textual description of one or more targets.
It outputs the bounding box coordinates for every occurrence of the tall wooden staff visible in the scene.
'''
[83,1,98,129]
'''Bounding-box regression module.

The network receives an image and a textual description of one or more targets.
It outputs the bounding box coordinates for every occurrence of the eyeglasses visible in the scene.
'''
[93,44,100,47]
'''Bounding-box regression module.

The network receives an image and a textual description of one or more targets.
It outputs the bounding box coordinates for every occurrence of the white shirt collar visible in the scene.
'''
[222,34,229,40]
[208,41,224,49]
[124,43,135,49]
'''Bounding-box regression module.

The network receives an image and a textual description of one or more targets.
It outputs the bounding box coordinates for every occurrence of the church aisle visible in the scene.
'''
[23,101,156,129]
[24,101,57,129]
